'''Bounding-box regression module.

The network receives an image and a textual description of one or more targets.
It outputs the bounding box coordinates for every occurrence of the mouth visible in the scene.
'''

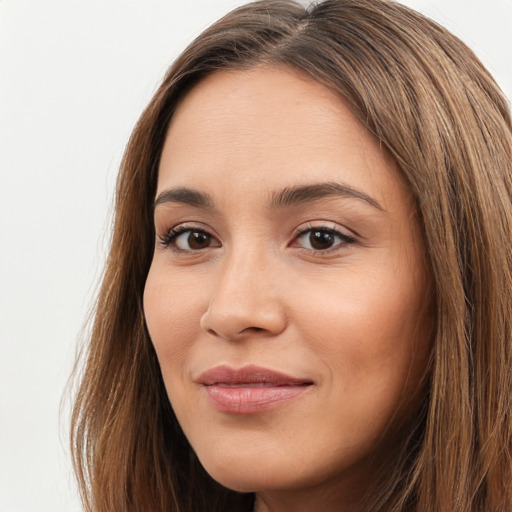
[196,365,314,414]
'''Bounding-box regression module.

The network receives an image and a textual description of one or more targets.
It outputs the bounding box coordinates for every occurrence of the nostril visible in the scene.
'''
[241,326,264,333]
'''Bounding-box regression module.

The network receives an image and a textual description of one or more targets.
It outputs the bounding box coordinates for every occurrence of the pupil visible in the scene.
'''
[188,231,210,249]
[310,230,333,250]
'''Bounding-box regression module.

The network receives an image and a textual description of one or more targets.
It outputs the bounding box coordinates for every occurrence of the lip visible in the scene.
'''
[196,365,313,414]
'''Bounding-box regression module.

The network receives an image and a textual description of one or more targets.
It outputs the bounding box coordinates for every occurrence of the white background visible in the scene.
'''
[1,1,510,511]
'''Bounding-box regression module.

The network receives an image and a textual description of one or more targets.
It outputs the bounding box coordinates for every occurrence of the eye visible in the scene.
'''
[159,226,220,252]
[294,227,355,252]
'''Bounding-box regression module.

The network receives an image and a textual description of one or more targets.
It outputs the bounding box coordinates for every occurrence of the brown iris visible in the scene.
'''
[309,230,336,250]
[186,231,212,250]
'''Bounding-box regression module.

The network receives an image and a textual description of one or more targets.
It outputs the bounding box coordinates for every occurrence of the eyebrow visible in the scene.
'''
[154,187,214,209]
[154,181,384,212]
[269,182,384,211]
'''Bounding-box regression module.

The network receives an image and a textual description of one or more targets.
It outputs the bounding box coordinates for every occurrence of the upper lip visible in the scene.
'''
[196,364,313,387]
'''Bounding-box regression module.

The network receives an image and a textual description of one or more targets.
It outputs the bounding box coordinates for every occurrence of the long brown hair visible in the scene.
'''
[71,1,512,510]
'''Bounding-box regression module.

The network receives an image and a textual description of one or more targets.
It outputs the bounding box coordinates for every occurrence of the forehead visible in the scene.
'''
[157,67,406,207]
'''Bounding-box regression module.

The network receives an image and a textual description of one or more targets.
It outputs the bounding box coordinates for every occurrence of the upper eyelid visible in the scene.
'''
[292,220,356,238]
[158,221,217,237]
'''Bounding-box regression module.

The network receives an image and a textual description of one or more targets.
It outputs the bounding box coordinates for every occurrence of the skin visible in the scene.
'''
[144,67,432,512]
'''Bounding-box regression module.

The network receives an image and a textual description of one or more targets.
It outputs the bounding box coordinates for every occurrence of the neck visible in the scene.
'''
[252,471,368,512]
[254,490,363,512]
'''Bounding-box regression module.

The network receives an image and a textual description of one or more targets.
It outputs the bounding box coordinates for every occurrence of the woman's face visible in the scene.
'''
[144,68,431,507]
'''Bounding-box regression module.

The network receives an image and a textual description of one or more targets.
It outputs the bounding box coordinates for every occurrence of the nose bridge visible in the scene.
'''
[201,241,286,339]
[224,242,269,293]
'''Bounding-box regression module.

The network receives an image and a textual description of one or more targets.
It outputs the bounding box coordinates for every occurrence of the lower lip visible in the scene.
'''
[203,385,310,414]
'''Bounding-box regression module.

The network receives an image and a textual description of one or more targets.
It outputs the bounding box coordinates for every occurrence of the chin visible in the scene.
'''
[197,450,301,493]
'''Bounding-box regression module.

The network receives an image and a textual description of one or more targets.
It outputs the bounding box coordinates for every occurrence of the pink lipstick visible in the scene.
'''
[197,365,313,414]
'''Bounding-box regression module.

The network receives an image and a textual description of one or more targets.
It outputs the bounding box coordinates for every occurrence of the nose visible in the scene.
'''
[199,249,287,341]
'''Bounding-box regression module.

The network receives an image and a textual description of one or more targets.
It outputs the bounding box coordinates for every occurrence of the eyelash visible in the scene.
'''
[158,225,217,252]
[292,223,356,253]
[157,223,356,254]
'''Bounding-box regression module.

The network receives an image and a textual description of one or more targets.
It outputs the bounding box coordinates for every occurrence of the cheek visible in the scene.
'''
[143,264,206,369]
[294,264,429,399]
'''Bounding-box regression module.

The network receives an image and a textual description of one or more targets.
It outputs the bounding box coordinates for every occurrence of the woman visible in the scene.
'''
[71,0,512,511]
